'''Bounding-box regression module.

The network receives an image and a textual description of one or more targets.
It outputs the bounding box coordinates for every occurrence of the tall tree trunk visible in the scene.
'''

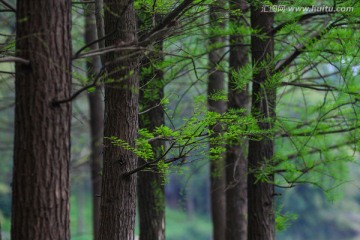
[207,1,226,240]
[247,2,276,239]
[138,40,165,240]
[11,0,72,239]
[98,0,139,239]
[225,1,249,239]
[84,4,104,239]
[88,90,103,240]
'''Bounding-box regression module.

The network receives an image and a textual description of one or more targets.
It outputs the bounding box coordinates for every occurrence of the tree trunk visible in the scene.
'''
[138,30,165,239]
[207,1,226,240]
[88,90,103,240]
[84,4,104,239]
[225,1,249,239]
[98,0,139,239]
[11,0,72,239]
[247,2,276,240]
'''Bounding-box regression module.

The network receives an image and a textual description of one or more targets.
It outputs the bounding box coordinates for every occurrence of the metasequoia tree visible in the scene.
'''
[97,0,139,239]
[207,1,226,239]
[84,3,104,239]
[247,1,276,239]
[96,0,197,238]
[11,0,72,239]
[225,0,249,239]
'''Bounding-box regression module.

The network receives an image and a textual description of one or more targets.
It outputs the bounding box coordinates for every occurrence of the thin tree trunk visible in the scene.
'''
[138,39,166,240]
[225,1,249,239]
[98,0,139,239]
[207,1,226,240]
[84,4,104,239]
[247,2,276,239]
[88,89,103,240]
[11,0,72,239]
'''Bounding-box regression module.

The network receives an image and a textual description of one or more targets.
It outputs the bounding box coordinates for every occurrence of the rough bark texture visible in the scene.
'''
[208,1,226,240]
[98,0,139,239]
[88,90,103,240]
[11,0,72,239]
[248,2,276,240]
[138,61,165,240]
[84,4,104,239]
[225,1,249,239]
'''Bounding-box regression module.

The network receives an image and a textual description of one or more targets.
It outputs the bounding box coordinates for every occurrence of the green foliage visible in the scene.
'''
[106,131,154,161]
[135,0,175,15]
[230,63,253,91]
[275,206,298,232]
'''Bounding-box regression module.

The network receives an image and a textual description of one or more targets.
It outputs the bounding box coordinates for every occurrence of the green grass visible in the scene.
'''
[70,194,93,240]
[165,208,212,240]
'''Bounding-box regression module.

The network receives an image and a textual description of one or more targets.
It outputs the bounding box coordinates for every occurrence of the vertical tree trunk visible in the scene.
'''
[225,1,249,239]
[248,2,276,239]
[88,90,103,240]
[98,0,139,239]
[84,4,104,239]
[138,38,165,240]
[11,0,72,239]
[207,1,226,240]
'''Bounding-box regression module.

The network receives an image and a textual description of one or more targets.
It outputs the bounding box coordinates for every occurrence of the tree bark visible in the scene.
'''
[138,37,165,240]
[225,1,249,239]
[98,0,139,239]
[11,0,72,239]
[207,1,226,240]
[84,4,104,239]
[247,2,276,240]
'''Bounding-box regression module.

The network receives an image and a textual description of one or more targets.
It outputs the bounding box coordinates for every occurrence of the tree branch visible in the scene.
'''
[271,12,334,36]
[280,125,360,137]
[0,0,15,12]
[280,82,337,91]
[123,142,177,177]
[0,57,30,65]
[52,68,104,106]
[139,0,196,42]
[286,138,359,161]
[275,17,344,73]
[139,102,162,115]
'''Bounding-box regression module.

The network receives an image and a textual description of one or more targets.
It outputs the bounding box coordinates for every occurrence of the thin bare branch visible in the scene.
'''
[0,57,30,65]
[52,68,105,106]
[0,0,15,12]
